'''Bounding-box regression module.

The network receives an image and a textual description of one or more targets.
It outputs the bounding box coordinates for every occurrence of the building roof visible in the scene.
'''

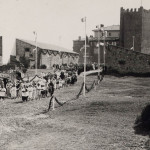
[18,39,78,55]
[93,25,120,32]
[89,37,119,41]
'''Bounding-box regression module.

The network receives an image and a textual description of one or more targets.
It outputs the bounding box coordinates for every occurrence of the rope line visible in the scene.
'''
[47,75,104,111]
[85,80,95,92]
[76,82,84,98]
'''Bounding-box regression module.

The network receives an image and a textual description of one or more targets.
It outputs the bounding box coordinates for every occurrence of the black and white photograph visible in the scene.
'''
[0,0,150,149]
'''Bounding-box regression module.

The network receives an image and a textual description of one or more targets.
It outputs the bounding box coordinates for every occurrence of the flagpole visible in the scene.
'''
[98,25,100,76]
[15,65,16,98]
[83,17,86,97]
[34,31,37,75]
[133,36,135,51]
[104,31,106,70]
[141,0,142,7]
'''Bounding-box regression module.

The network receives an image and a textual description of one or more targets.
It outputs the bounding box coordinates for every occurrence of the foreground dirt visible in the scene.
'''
[0,75,150,150]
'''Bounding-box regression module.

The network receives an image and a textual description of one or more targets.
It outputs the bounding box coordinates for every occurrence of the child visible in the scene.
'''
[0,85,6,100]
[10,85,16,99]
[37,83,42,100]
[32,84,37,100]
[28,85,33,100]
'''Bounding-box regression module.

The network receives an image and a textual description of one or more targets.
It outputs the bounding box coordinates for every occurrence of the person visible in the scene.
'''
[6,81,12,98]
[56,78,59,89]
[16,82,21,98]
[48,81,54,97]
[32,84,37,100]
[37,83,42,100]
[0,85,6,100]
[28,85,33,100]
[59,78,63,88]
[52,78,57,90]
[21,85,28,102]
[10,85,17,99]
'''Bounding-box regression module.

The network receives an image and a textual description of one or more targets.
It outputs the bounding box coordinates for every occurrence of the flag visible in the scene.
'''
[80,45,90,51]
[81,17,86,22]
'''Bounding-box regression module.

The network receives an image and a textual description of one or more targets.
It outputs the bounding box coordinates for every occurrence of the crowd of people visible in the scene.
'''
[0,69,78,102]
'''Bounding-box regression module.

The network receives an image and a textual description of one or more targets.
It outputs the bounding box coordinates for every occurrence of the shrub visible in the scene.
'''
[22,68,27,73]
[40,64,47,69]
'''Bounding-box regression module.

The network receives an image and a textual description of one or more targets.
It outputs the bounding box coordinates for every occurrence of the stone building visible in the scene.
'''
[120,7,150,54]
[16,39,79,69]
[73,25,120,64]
[0,36,2,66]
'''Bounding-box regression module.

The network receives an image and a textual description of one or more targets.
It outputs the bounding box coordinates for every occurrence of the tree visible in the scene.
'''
[19,56,30,68]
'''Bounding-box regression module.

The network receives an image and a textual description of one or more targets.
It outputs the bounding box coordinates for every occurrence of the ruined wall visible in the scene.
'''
[120,7,143,52]
[106,45,150,73]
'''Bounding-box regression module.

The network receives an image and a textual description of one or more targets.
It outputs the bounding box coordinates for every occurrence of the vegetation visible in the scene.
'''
[40,64,47,69]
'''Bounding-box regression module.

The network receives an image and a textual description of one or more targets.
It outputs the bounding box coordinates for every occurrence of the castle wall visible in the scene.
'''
[106,45,150,73]
[141,9,150,54]
[120,7,142,52]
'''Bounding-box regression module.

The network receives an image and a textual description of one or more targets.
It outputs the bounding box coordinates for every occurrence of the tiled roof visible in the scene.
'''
[18,39,78,54]
[93,25,120,31]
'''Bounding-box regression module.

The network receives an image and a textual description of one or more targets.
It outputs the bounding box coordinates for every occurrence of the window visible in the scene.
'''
[108,32,111,36]
[25,48,30,57]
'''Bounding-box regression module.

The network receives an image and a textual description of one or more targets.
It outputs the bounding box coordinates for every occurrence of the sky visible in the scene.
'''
[0,0,149,64]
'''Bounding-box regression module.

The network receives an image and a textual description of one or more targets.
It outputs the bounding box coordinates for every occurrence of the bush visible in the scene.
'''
[22,68,27,73]
[40,64,47,69]
[20,56,30,68]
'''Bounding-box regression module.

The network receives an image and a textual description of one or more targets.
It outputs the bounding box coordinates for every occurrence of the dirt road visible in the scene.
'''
[0,75,150,150]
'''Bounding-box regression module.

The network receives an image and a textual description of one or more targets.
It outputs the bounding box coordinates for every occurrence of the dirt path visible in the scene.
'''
[0,75,150,150]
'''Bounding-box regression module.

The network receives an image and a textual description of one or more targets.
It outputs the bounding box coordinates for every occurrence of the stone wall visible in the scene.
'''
[106,45,150,73]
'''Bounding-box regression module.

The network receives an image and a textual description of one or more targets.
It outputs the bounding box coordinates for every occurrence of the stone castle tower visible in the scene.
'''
[120,7,150,54]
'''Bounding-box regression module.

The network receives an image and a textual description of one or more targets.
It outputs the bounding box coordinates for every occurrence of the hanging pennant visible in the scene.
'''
[48,50,53,55]
[53,51,58,56]
[42,49,48,54]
